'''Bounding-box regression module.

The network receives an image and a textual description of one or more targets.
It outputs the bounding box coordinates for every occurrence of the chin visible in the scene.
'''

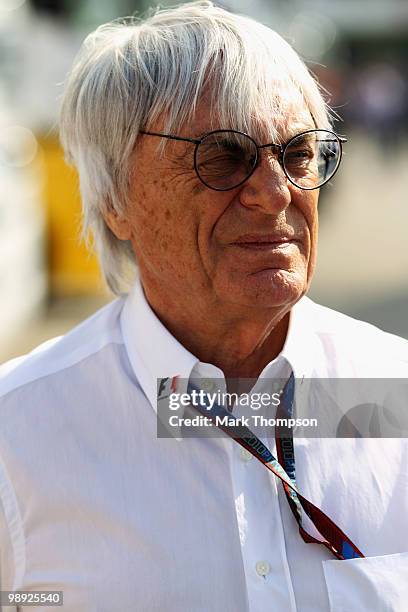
[216,269,306,310]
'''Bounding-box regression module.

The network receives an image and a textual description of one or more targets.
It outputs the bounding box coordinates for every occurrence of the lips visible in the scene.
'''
[231,234,299,248]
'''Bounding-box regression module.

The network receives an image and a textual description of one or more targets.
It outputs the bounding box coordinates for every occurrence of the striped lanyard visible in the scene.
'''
[186,375,364,561]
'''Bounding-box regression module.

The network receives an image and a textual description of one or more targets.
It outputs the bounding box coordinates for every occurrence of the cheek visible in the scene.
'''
[301,192,318,243]
[127,181,200,273]
[287,192,317,274]
[311,201,319,246]
[128,182,172,255]
[304,195,319,278]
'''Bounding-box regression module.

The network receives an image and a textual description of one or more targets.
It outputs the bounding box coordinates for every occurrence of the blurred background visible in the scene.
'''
[1,0,407,363]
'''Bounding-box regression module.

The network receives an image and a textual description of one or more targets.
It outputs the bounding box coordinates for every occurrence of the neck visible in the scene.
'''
[142,281,291,380]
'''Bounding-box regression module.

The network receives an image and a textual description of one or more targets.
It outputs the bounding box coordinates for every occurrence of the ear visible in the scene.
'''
[104,208,132,241]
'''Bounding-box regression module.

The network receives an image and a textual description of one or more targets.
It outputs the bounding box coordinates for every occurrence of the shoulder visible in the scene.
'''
[0,295,127,589]
[299,297,408,374]
[0,296,126,401]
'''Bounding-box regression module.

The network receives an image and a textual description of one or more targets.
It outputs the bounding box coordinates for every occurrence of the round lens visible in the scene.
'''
[194,130,258,191]
[283,130,341,190]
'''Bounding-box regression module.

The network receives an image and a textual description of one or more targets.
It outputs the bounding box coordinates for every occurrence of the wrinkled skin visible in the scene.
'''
[105,98,319,380]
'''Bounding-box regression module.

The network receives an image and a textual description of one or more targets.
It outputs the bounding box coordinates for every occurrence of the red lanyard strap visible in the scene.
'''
[187,378,364,561]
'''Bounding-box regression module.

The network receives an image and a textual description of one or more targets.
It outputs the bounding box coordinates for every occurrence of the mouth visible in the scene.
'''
[233,241,296,250]
[231,234,300,250]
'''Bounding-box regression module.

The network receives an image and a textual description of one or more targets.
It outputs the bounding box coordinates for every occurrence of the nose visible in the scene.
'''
[238,150,292,214]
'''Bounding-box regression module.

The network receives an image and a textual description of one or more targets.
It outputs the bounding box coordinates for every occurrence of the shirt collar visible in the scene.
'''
[278,294,318,380]
[120,275,199,415]
[120,276,318,416]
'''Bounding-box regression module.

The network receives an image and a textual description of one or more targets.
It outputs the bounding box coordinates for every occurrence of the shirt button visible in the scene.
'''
[240,448,253,462]
[255,561,271,577]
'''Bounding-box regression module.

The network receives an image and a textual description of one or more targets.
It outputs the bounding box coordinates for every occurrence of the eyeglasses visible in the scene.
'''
[139,128,347,191]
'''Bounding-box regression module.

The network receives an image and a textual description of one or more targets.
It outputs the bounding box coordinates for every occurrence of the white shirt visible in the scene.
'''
[0,278,408,612]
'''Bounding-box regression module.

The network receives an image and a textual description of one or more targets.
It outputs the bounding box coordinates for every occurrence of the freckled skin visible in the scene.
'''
[105,98,319,379]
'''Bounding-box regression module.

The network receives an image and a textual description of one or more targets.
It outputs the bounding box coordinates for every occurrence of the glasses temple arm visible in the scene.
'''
[139,131,200,145]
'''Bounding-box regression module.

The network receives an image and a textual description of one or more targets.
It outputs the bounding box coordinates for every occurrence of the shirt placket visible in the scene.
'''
[228,383,298,612]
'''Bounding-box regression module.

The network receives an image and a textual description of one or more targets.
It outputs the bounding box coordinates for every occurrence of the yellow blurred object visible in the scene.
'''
[38,135,106,296]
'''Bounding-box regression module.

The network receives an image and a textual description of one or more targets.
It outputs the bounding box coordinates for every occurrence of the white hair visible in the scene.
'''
[59,0,333,295]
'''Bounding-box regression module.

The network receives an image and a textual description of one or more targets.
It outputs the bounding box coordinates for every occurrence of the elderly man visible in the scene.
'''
[1,2,407,611]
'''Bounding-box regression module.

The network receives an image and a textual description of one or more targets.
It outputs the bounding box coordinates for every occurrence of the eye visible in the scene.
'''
[287,149,313,159]
[220,140,243,153]
[284,146,315,164]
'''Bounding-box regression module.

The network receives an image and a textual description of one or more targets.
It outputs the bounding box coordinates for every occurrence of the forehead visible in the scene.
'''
[184,91,315,142]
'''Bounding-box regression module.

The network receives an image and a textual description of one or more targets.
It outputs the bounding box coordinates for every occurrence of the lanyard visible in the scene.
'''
[186,376,364,561]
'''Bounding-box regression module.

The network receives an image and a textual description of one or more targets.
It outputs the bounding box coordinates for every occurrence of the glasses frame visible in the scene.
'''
[139,128,347,192]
